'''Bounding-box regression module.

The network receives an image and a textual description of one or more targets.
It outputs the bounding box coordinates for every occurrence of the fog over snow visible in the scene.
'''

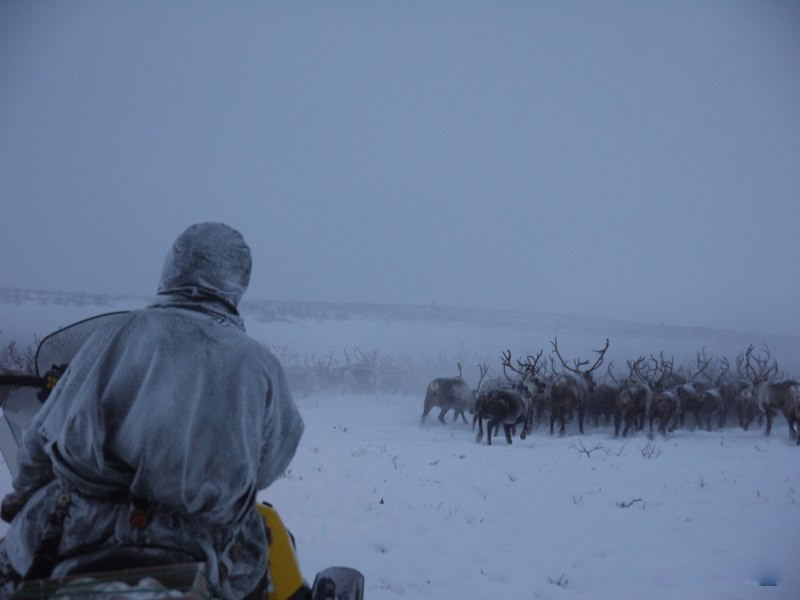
[1,1,799,336]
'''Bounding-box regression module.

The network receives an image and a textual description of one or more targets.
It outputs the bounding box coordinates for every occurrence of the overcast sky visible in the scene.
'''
[1,1,799,336]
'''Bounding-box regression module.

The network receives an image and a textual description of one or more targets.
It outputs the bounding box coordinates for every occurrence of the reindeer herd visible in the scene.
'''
[421,339,800,446]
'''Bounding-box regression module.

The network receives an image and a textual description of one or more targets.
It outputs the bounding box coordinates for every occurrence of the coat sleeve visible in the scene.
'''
[12,375,68,496]
[255,361,304,490]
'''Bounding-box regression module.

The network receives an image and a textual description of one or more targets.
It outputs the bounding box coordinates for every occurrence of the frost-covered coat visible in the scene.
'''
[2,223,304,599]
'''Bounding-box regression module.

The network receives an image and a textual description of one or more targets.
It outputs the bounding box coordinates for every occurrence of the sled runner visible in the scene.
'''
[0,312,364,600]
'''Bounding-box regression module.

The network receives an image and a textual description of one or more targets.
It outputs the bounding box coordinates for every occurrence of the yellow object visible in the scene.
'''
[256,502,307,600]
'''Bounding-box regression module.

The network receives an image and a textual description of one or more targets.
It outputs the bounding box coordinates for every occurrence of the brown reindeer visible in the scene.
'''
[549,337,610,435]
[743,345,799,439]
[693,388,726,431]
[473,387,527,445]
[500,349,548,437]
[422,363,487,426]
[689,356,731,431]
[613,357,652,437]
[737,386,762,431]
[649,388,680,435]
[670,351,712,428]
[762,380,800,439]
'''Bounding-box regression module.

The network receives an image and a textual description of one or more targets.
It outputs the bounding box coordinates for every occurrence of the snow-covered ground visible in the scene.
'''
[1,291,799,599]
[265,393,800,599]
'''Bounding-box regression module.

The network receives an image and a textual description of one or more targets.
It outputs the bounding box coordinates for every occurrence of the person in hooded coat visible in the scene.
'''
[0,222,304,598]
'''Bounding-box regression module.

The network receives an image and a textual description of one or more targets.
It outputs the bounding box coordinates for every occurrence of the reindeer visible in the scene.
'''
[500,349,548,437]
[587,362,622,428]
[340,347,380,393]
[308,352,340,390]
[612,357,652,437]
[473,386,526,445]
[717,348,756,429]
[422,363,487,426]
[686,348,715,395]
[693,388,726,431]
[649,388,680,435]
[689,355,730,431]
[285,364,316,398]
[654,354,684,390]
[755,382,799,440]
[710,357,735,427]
[743,345,799,438]
[549,337,610,435]
[719,352,751,427]
[669,351,713,429]
[737,386,762,431]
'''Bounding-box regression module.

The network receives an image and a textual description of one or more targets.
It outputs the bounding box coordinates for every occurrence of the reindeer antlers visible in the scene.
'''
[744,344,778,383]
[689,347,713,381]
[588,338,611,373]
[551,337,610,375]
[551,337,577,374]
[476,363,489,392]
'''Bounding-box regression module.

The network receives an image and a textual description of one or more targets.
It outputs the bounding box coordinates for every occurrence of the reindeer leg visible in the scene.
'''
[460,410,469,425]
[421,398,433,426]
[614,411,621,437]
[783,408,796,439]
[476,416,484,443]
[487,418,502,446]
[669,410,679,432]
[578,405,586,435]
[521,407,532,439]
[504,424,513,444]
[438,407,448,424]
[765,409,774,436]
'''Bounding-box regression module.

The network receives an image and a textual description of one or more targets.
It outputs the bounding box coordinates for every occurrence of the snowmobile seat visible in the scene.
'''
[51,545,200,578]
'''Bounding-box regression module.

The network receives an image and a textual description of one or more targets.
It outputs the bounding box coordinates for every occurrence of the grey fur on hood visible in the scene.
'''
[158,222,252,310]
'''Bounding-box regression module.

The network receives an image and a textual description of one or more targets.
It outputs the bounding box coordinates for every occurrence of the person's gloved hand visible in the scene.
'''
[1,490,31,523]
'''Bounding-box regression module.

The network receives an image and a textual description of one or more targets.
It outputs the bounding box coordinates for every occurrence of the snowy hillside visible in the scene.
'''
[2,287,799,377]
[1,288,799,598]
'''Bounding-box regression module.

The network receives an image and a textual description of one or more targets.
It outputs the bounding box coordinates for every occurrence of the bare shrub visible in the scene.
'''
[0,337,36,373]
